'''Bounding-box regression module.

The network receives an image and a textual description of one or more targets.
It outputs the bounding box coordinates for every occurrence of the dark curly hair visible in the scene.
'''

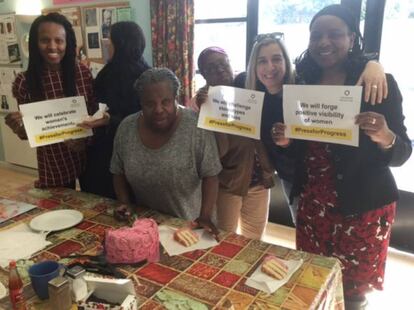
[26,12,77,101]
[295,4,367,84]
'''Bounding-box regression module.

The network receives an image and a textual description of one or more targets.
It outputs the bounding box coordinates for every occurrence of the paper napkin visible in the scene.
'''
[246,258,303,294]
[158,225,218,256]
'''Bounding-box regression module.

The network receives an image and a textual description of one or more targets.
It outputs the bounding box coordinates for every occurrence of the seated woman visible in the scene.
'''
[273,4,412,309]
[111,68,222,238]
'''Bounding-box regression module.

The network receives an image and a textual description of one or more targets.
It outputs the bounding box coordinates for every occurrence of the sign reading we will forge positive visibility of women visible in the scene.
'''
[197,86,265,139]
[20,96,93,148]
[283,85,362,147]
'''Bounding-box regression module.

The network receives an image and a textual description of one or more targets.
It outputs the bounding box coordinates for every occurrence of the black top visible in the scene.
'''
[234,72,295,182]
[260,91,295,182]
[94,60,150,139]
[79,60,150,198]
[289,73,412,215]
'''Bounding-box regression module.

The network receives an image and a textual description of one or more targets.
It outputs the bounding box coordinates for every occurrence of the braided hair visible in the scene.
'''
[26,12,77,101]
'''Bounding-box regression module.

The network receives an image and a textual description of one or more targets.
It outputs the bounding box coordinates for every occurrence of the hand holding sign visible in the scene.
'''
[5,111,27,139]
[271,123,290,147]
[77,103,110,129]
[355,112,396,149]
[283,85,362,147]
[19,96,93,148]
[197,86,265,139]
[195,85,209,110]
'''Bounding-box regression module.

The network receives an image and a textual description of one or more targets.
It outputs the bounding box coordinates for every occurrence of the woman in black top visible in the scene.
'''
[273,5,411,308]
[80,21,150,198]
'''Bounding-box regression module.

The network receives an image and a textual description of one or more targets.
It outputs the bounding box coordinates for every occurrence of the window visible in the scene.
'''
[194,0,341,89]
[194,0,248,89]
[381,0,414,192]
[258,0,340,63]
[193,0,413,193]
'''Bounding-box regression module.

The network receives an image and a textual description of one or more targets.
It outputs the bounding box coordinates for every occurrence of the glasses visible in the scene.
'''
[254,32,284,43]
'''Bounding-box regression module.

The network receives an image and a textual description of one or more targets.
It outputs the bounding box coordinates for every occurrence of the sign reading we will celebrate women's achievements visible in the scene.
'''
[20,96,93,147]
[197,86,265,139]
[283,85,362,146]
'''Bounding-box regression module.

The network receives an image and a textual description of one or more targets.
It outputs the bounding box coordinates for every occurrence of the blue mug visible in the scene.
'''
[28,260,61,299]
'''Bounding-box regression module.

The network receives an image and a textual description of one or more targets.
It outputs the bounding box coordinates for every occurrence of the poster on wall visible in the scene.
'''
[84,7,101,59]
[100,7,117,40]
[0,14,20,65]
[0,67,22,112]
[117,7,132,21]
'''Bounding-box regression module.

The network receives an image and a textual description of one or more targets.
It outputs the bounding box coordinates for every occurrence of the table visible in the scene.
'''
[0,186,344,309]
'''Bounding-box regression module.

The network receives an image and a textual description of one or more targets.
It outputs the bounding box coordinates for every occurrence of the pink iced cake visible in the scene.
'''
[105,218,159,264]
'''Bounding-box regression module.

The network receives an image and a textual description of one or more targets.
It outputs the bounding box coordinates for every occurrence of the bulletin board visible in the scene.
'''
[42,2,131,77]
[81,2,130,61]
[0,67,23,113]
[0,13,34,168]
[0,13,21,65]
[0,13,23,113]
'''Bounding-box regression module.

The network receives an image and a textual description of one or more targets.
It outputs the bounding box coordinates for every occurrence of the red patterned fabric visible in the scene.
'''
[150,0,194,105]
[296,142,396,298]
[12,63,96,188]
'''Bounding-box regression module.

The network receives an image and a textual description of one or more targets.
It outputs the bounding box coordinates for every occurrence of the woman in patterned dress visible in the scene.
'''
[272,4,412,309]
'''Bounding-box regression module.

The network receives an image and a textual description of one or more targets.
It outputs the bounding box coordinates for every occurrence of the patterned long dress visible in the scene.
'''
[296,142,396,298]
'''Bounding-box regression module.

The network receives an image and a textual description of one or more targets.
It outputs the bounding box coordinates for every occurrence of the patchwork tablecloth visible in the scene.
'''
[0,186,344,309]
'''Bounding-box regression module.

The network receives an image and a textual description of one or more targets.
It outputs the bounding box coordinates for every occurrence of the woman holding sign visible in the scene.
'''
[195,47,276,240]
[5,13,97,189]
[273,5,411,308]
[245,33,388,227]
[195,45,385,240]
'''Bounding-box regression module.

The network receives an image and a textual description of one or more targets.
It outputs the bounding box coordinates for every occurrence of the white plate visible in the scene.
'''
[30,209,83,232]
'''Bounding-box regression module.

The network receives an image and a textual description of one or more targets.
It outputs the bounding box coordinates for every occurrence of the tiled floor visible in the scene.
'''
[1,164,413,309]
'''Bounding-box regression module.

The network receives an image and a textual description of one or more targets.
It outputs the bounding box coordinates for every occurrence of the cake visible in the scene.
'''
[105,218,159,264]
[173,227,199,247]
[261,255,288,280]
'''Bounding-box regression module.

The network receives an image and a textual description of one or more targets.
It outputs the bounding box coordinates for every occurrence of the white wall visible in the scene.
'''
[0,0,152,163]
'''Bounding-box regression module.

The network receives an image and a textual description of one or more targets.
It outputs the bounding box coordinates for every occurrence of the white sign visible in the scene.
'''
[283,85,362,146]
[20,96,93,147]
[197,86,265,139]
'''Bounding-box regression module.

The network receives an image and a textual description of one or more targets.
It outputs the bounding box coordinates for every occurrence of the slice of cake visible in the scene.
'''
[174,227,199,247]
[261,255,288,280]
